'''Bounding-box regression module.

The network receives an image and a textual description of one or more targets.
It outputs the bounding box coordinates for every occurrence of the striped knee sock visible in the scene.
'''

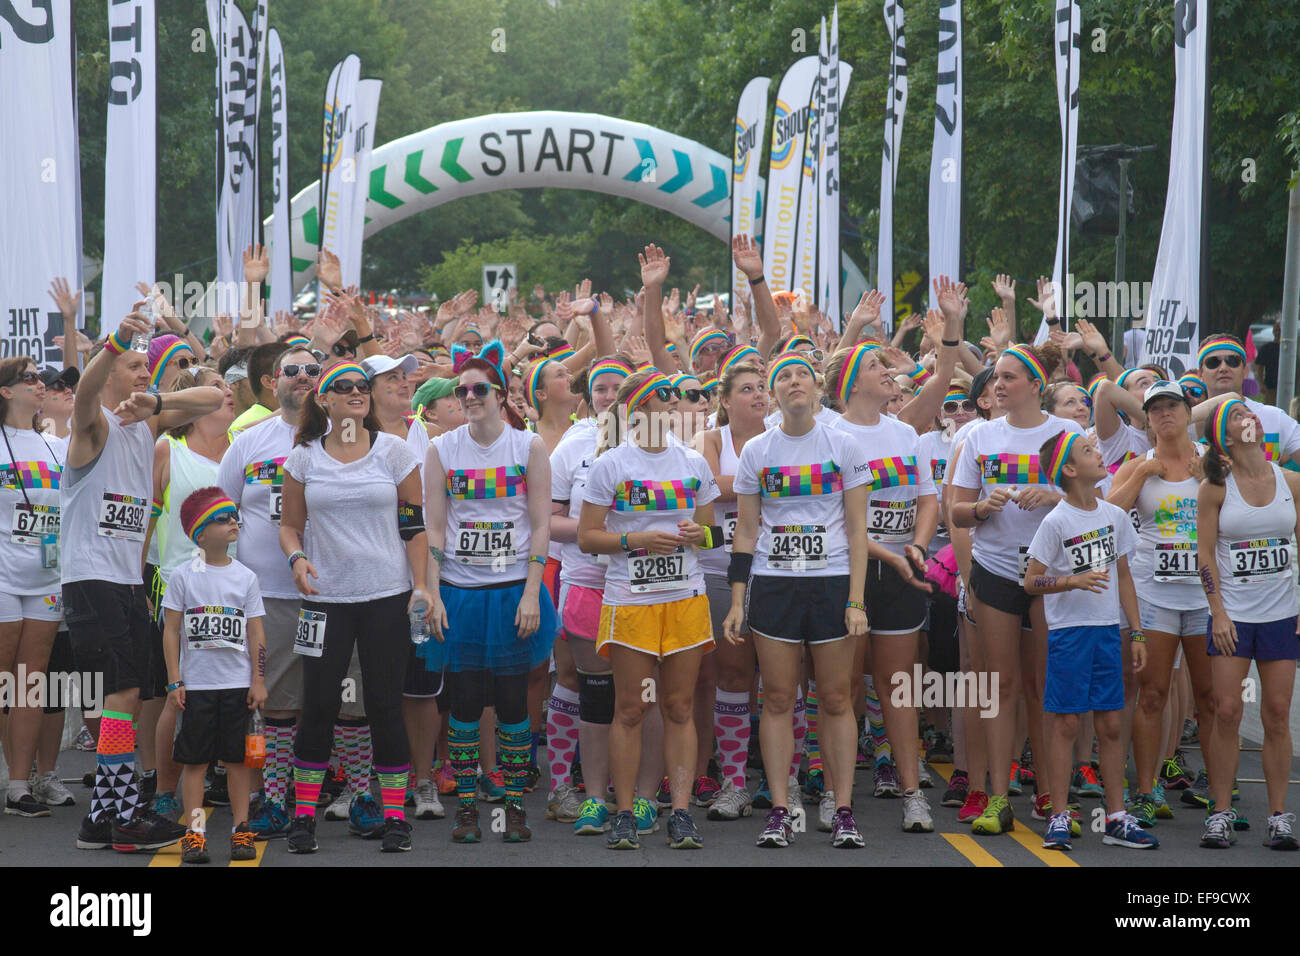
[806,680,822,776]
[545,684,581,790]
[864,677,892,766]
[788,694,807,779]
[497,718,532,803]
[714,689,750,791]
[90,710,137,824]
[264,717,296,808]
[293,759,328,816]
[339,718,371,798]
[448,717,479,807]
[375,765,409,821]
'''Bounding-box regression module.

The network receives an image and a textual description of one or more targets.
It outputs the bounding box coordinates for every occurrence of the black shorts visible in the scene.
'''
[63,580,152,698]
[404,639,445,698]
[43,631,76,715]
[925,593,960,674]
[747,574,850,645]
[173,687,249,765]
[864,558,928,635]
[969,559,1032,628]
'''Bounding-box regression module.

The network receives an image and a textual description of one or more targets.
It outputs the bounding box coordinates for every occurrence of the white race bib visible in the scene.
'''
[627,548,687,593]
[1064,527,1118,574]
[10,503,59,546]
[1017,546,1030,587]
[269,486,283,523]
[768,524,828,571]
[97,492,147,541]
[1153,542,1197,582]
[183,605,246,651]
[867,498,917,542]
[1228,538,1291,583]
[455,520,516,566]
[294,608,327,657]
[722,509,738,553]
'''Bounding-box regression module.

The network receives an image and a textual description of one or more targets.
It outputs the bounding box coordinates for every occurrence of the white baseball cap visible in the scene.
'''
[361,354,418,378]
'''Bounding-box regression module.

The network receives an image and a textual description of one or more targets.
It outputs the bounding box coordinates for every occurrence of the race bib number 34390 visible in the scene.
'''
[183,606,246,651]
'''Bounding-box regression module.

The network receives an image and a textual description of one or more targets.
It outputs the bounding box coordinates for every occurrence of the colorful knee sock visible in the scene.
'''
[788,694,807,779]
[806,680,822,776]
[263,717,296,808]
[90,710,137,824]
[447,717,480,807]
[497,718,532,803]
[375,765,409,821]
[339,718,371,798]
[714,689,750,790]
[864,676,892,767]
[545,684,581,789]
[292,759,328,816]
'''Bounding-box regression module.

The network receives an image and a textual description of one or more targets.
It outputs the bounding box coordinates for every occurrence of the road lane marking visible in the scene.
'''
[943,832,1002,866]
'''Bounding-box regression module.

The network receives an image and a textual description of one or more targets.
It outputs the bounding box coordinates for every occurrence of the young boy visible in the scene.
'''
[1024,432,1156,851]
[162,486,268,863]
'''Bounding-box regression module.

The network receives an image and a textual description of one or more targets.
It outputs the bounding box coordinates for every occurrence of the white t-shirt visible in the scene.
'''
[1244,399,1300,465]
[1098,421,1151,472]
[405,416,431,473]
[582,442,718,606]
[162,557,264,690]
[283,432,420,603]
[551,418,604,590]
[734,422,871,577]
[430,423,543,588]
[1027,498,1138,630]
[950,414,1085,582]
[764,405,842,430]
[0,426,66,595]
[831,415,937,555]
[218,414,299,600]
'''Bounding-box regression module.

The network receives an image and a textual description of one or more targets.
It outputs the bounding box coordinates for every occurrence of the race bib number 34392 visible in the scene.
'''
[98,493,147,541]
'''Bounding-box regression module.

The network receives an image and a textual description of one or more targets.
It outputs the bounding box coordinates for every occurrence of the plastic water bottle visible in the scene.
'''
[410,595,429,645]
[131,298,154,353]
[245,710,266,768]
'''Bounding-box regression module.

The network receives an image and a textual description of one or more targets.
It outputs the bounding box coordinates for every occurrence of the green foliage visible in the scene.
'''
[419,232,587,298]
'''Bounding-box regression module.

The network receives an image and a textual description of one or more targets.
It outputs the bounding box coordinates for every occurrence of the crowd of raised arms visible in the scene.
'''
[1,237,1297,861]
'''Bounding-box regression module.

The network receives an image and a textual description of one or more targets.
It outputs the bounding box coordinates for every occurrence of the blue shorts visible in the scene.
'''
[1045,625,1124,714]
[1206,617,1300,661]
[415,579,559,676]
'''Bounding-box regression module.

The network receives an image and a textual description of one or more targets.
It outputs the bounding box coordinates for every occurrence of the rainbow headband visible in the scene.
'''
[1086,375,1106,400]
[1046,432,1080,486]
[624,370,671,416]
[1178,373,1206,396]
[149,340,194,388]
[1211,399,1245,451]
[316,362,369,396]
[786,334,816,352]
[670,373,699,391]
[718,345,761,379]
[525,359,552,410]
[185,496,237,543]
[689,328,731,366]
[588,358,633,384]
[1197,339,1247,367]
[545,343,576,362]
[1116,368,1144,389]
[836,343,876,406]
[1004,345,1046,386]
[944,388,969,404]
[767,352,816,391]
[282,334,311,348]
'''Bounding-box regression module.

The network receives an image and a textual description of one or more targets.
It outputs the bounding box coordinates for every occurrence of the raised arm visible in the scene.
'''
[732,235,779,358]
[639,244,674,372]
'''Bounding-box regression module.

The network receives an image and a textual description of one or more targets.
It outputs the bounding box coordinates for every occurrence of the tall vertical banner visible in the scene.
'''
[762,56,820,293]
[0,0,82,365]
[232,0,268,268]
[816,7,843,326]
[1038,0,1081,344]
[267,27,292,314]
[791,26,827,303]
[215,0,252,304]
[878,0,908,336]
[342,79,382,289]
[730,76,771,308]
[100,0,157,336]
[1144,0,1208,378]
[927,0,962,310]
[318,54,361,278]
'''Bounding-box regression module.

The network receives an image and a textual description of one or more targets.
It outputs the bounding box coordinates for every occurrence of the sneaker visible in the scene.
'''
[1264,811,1299,850]
[752,772,773,810]
[1075,763,1104,798]
[324,789,352,821]
[873,761,901,798]
[1032,792,1051,821]
[380,816,413,852]
[803,768,826,802]
[1103,812,1159,848]
[286,814,318,853]
[434,762,456,795]
[655,777,672,808]
[902,790,935,833]
[633,796,659,834]
[1181,769,1211,807]
[1065,803,1083,837]
[1161,754,1193,789]
[666,808,703,849]
[151,790,180,820]
[319,765,346,806]
[347,793,385,838]
[452,804,481,843]
[477,768,506,803]
[1152,782,1174,820]
[32,771,75,807]
[1199,810,1235,848]
[606,809,639,849]
[1019,763,1037,790]
[546,781,583,822]
[756,806,794,847]
[5,792,50,818]
[1225,806,1250,831]
[522,763,542,793]
[707,783,753,821]
[503,801,531,843]
[1130,793,1158,828]
[692,775,721,807]
[927,731,954,764]
[941,771,970,808]
[202,769,228,807]
[957,790,988,824]
[181,830,210,864]
[917,758,935,789]
[112,807,187,852]
[73,726,97,751]
[971,794,1014,835]
[1008,761,1023,796]
[1042,812,1073,851]
[230,822,257,861]
[831,807,865,848]
[1181,717,1199,745]
[75,813,113,850]
[249,800,291,840]
[818,790,836,832]
[414,781,445,820]
[574,798,611,835]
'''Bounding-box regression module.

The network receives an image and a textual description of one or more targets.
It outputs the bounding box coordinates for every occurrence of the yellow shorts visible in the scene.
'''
[596,594,714,660]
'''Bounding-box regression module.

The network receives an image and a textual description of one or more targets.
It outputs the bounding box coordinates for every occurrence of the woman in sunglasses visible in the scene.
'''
[38,368,77,438]
[420,343,557,845]
[0,357,69,817]
[279,359,428,854]
[578,367,720,851]
[147,336,197,394]
[1197,336,1300,467]
[670,372,712,446]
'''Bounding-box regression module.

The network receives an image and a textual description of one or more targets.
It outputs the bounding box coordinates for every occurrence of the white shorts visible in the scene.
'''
[1137,597,1209,639]
[0,591,64,623]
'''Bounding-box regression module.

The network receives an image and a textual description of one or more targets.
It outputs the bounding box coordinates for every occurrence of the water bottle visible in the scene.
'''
[131,297,154,353]
[245,710,266,768]
[410,594,429,645]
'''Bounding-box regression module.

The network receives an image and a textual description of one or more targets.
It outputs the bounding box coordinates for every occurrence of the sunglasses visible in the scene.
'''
[4,370,41,387]
[699,340,731,354]
[681,388,709,403]
[1182,384,1205,397]
[279,363,322,379]
[47,381,74,394]
[798,348,826,362]
[206,512,239,526]
[327,378,370,395]
[652,386,682,402]
[1202,354,1242,370]
[943,400,977,413]
[175,356,194,371]
[453,382,501,400]
[331,342,357,358]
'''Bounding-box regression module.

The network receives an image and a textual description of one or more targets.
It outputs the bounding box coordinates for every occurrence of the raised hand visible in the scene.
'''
[686,284,700,313]
[1073,318,1109,356]
[850,288,886,327]
[933,275,969,325]
[48,277,82,322]
[573,278,592,303]
[317,249,343,291]
[213,313,235,340]
[921,308,946,349]
[730,234,763,280]
[991,273,1016,304]
[554,291,574,325]
[665,287,681,316]
[881,345,917,374]
[1027,276,1057,321]
[986,307,1012,351]
[243,244,270,284]
[619,333,651,366]
[638,244,671,288]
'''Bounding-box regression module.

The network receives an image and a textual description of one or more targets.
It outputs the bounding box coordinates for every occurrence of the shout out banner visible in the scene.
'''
[1039,0,1081,344]
[730,75,770,308]
[266,26,293,315]
[761,55,820,294]
[877,0,907,335]
[927,0,962,310]
[816,7,843,326]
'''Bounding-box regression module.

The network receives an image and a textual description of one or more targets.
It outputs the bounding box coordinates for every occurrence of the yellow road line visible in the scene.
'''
[1008,828,1080,867]
[942,832,1003,866]
[148,807,212,867]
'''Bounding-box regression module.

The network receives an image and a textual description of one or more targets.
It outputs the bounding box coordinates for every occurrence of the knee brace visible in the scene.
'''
[577,670,614,725]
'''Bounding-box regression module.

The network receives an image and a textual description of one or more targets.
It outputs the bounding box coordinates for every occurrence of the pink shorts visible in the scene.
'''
[560,582,603,642]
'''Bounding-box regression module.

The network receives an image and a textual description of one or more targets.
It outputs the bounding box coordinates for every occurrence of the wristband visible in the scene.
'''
[1129,630,1146,644]
[529,555,547,567]
[1046,316,1061,325]
[748,275,766,286]
[907,366,931,385]
[356,333,376,344]
[1093,350,1112,363]
[973,501,989,522]
[941,339,961,347]
[845,600,865,611]
[727,551,754,585]
[104,329,131,355]
[166,680,185,692]
[288,550,306,568]
[428,545,446,564]
[152,392,164,417]
[620,533,630,551]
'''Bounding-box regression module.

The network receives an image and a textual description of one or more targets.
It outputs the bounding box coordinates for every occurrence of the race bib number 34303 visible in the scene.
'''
[768,524,827,571]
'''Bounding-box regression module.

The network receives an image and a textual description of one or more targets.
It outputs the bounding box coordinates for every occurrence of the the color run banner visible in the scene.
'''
[1039,0,1081,345]
[878,0,907,336]
[927,0,962,310]
[233,0,267,271]
[0,0,83,366]
[318,54,361,276]
[730,75,770,308]
[100,0,156,336]
[762,56,819,293]
[1144,0,1207,378]
[342,79,382,289]
[267,27,292,314]
[212,0,253,300]
[816,7,843,326]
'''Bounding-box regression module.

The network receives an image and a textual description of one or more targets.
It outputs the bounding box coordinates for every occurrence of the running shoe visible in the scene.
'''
[1075,763,1104,798]
[1042,812,1073,851]
[1181,718,1199,745]
[873,761,901,798]
[1199,810,1235,849]
[522,763,542,793]
[286,814,318,854]
[803,768,826,802]
[1065,803,1083,837]
[151,790,180,819]
[818,790,835,832]
[249,799,291,840]
[230,822,257,861]
[666,808,703,849]
[917,758,935,789]
[347,793,385,838]
[752,772,773,810]
[756,807,794,848]
[434,762,456,795]
[452,804,481,843]
[324,789,352,821]
[1161,753,1193,789]
[574,798,610,835]
[181,830,209,864]
[1008,761,1023,796]
[957,790,988,824]
[902,790,935,833]
[73,726,97,751]
[380,817,413,852]
[606,809,639,850]
[831,807,865,848]
[693,775,721,808]
[1130,793,1158,828]
[503,801,531,843]
[546,781,583,822]
[1018,763,1036,791]
[633,796,659,834]
[941,771,970,808]
[1264,812,1299,850]
[112,807,187,852]
[202,769,228,807]
[319,764,346,806]
[1103,812,1159,849]
[75,814,113,850]
[971,794,1014,835]
[477,768,506,803]
[5,792,50,818]
[655,777,672,808]
[707,782,753,821]
[1180,770,1211,807]
[414,780,445,820]
[1031,792,1051,821]
[32,771,75,807]
[1152,782,1174,820]
[927,731,954,764]
[1225,806,1250,831]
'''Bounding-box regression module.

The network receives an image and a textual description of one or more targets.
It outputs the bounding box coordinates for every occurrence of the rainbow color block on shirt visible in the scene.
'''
[1263,433,1280,462]
[758,461,843,497]
[868,456,919,490]
[978,453,1046,485]
[614,477,701,512]
[446,465,527,499]
[0,461,60,490]
[244,457,286,485]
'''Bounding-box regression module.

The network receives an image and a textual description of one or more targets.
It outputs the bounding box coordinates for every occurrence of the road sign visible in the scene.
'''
[482,263,517,312]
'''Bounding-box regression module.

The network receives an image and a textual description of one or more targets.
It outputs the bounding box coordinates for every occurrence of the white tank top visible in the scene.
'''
[1215,464,1299,623]
[1129,449,1207,611]
[700,424,742,576]
[160,437,229,583]
[61,407,155,586]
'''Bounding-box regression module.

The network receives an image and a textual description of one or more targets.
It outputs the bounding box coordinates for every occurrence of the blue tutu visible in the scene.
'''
[416,579,559,676]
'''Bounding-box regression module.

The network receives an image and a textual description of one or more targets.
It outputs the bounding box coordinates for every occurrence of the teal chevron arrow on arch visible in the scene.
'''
[691,164,729,208]
[369,166,403,209]
[404,150,438,194]
[622,138,655,182]
[658,149,693,193]
[440,139,473,183]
